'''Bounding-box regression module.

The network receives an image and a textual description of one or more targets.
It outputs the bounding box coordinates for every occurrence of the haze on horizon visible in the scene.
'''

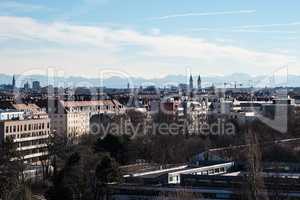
[0,0,300,78]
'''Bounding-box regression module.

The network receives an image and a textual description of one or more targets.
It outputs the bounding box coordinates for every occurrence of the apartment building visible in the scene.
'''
[0,107,51,164]
[49,100,125,139]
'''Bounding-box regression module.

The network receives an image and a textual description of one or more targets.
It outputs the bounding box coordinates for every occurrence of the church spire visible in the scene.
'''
[12,75,16,88]
[197,75,201,90]
[189,74,193,90]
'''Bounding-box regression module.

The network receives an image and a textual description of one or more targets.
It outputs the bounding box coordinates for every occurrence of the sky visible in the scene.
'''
[0,0,300,78]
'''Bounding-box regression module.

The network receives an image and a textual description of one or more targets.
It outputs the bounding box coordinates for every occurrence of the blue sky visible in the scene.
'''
[0,0,299,78]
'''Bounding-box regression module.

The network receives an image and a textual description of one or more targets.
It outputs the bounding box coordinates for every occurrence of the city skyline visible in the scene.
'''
[1,2,300,200]
[0,0,300,78]
[1,72,299,88]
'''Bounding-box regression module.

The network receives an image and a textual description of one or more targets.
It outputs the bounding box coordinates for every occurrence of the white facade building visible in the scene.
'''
[50,100,125,139]
[0,104,51,164]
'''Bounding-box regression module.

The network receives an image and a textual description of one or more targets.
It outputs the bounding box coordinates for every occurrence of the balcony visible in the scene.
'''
[14,135,49,142]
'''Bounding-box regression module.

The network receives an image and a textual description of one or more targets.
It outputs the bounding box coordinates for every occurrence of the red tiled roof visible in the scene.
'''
[61,100,121,108]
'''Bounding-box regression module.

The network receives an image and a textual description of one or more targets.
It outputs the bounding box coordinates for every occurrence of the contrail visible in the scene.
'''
[234,22,300,28]
[148,9,256,21]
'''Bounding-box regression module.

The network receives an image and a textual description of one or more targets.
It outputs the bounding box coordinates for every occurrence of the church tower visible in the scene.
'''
[12,75,16,89]
[189,74,193,90]
[197,75,201,90]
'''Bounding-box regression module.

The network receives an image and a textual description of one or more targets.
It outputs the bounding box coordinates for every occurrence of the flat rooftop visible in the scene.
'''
[0,109,22,113]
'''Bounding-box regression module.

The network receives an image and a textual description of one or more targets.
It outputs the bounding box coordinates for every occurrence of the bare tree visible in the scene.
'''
[244,127,268,200]
[0,137,32,200]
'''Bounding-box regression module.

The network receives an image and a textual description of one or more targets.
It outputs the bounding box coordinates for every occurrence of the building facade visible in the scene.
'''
[49,100,125,139]
[0,115,51,164]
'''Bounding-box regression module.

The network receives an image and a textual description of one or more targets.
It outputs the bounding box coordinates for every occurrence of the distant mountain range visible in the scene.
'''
[1,73,300,88]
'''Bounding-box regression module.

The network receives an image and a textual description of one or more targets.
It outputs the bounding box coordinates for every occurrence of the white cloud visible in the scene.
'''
[0,16,298,77]
[149,28,161,36]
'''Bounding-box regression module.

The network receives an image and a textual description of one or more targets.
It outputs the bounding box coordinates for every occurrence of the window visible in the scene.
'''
[220,167,225,173]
